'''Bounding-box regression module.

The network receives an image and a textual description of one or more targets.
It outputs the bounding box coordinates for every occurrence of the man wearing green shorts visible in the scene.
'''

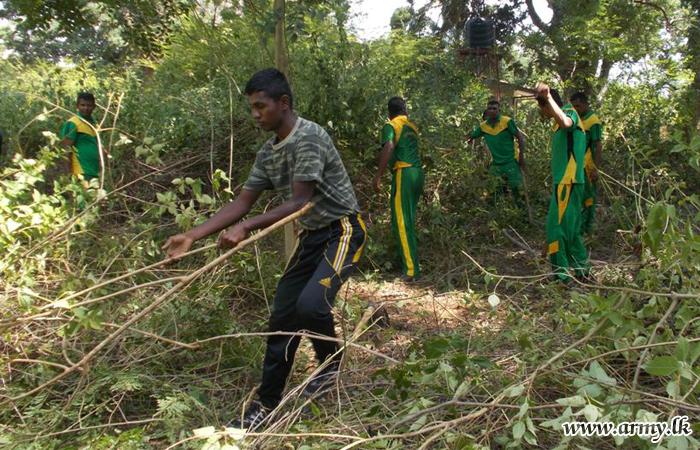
[536,83,589,282]
[571,92,603,235]
[61,92,100,185]
[374,97,423,281]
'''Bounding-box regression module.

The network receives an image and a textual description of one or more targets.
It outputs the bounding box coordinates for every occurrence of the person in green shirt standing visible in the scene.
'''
[570,92,603,235]
[61,92,100,186]
[467,100,527,209]
[374,97,424,281]
[535,83,589,282]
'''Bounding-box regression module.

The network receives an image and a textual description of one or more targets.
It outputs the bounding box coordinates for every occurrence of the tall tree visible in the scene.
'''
[523,0,673,93]
[684,0,700,134]
[0,0,192,62]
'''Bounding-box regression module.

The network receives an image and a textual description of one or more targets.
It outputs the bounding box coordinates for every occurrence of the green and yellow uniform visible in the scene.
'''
[581,111,602,235]
[470,115,523,206]
[382,115,424,278]
[61,113,100,181]
[546,104,589,281]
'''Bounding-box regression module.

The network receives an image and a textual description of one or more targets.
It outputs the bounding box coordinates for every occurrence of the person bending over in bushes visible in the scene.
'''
[162,68,366,430]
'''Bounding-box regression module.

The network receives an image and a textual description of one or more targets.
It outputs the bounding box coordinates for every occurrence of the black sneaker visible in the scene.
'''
[301,365,339,398]
[228,401,271,430]
[396,274,417,283]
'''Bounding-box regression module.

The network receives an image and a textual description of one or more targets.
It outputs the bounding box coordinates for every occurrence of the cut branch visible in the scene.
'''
[1,203,314,405]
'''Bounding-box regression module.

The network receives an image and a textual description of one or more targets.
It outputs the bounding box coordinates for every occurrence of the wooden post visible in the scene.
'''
[272,0,295,259]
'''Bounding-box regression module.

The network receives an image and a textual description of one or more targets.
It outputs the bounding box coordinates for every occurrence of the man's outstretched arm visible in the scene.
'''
[218,181,315,249]
[374,141,394,192]
[162,188,262,258]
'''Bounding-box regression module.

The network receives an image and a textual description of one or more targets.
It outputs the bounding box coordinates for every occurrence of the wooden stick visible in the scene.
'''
[519,166,534,224]
[2,203,314,405]
[501,230,537,257]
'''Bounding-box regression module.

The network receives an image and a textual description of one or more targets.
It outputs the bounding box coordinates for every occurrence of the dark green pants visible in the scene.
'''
[257,214,366,408]
[391,167,424,277]
[488,160,524,209]
[547,183,589,280]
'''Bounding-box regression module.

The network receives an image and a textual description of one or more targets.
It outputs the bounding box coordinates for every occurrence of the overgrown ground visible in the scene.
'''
[5,151,699,450]
[1,22,700,448]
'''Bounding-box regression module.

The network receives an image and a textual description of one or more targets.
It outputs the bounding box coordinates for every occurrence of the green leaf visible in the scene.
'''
[644,356,680,376]
[675,337,690,362]
[666,381,680,399]
[582,404,600,422]
[643,203,667,255]
[589,361,617,385]
[556,395,586,407]
[504,384,525,398]
[513,421,526,440]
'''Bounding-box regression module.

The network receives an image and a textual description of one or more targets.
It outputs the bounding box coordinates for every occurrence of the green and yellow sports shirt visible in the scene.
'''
[550,104,586,184]
[582,110,602,172]
[61,113,100,179]
[470,115,520,165]
[381,115,420,170]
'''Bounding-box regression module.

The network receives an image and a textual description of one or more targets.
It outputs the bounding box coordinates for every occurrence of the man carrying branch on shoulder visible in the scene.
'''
[162,68,366,430]
[535,83,590,283]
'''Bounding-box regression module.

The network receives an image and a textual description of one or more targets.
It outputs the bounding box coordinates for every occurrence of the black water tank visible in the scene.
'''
[466,17,495,49]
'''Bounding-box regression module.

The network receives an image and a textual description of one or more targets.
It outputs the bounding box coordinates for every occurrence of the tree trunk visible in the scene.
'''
[272,0,295,258]
[274,0,288,74]
[688,0,700,135]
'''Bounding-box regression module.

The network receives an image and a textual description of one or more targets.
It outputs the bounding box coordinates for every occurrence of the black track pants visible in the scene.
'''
[257,214,366,408]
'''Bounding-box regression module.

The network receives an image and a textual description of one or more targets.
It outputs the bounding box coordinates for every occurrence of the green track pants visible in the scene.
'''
[488,160,525,210]
[547,183,589,281]
[391,167,424,277]
[580,174,597,235]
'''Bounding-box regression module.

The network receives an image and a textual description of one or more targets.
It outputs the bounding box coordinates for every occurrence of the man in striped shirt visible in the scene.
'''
[163,69,366,429]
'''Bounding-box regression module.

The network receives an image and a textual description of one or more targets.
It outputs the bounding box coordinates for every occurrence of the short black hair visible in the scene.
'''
[245,68,293,109]
[77,92,95,103]
[537,88,563,107]
[388,97,407,116]
[571,92,589,103]
[487,100,500,107]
